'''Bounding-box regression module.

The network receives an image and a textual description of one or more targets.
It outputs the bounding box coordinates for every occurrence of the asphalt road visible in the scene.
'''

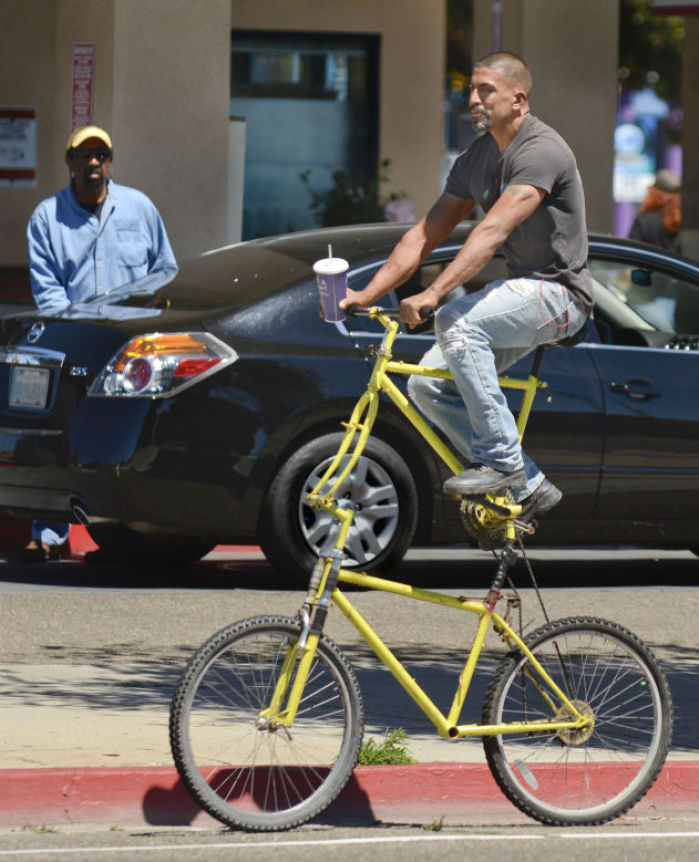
[1,546,697,671]
[2,821,699,862]
[1,545,697,759]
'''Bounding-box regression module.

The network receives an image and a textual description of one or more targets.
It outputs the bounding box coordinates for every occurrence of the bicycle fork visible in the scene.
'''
[258,548,347,729]
[262,405,366,731]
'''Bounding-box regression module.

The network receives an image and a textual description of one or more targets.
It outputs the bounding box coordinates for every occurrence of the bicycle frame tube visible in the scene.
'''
[307,308,547,509]
[498,372,548,441]
[333,571,591,738]
[379,372,463,473]
[271,632,322,727]
[293,310,578,735]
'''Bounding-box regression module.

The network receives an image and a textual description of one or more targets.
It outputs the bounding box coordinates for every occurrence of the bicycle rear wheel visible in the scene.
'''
[170,615,364,831]
[482,616,672,826]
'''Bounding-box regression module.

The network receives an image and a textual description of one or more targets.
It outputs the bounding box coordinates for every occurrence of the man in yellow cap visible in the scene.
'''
[26,124,177,311]
[22,125,178,560]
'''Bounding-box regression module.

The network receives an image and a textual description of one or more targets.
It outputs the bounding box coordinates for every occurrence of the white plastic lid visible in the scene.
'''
[313,257,349,275]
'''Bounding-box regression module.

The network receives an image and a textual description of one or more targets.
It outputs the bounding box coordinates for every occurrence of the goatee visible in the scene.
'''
[471,113,490,132]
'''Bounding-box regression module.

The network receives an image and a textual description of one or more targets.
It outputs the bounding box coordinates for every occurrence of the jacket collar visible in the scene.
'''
[67,179,116,224]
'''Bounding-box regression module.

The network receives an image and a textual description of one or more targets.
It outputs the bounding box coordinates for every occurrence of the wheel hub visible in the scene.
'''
[555,699,595,745]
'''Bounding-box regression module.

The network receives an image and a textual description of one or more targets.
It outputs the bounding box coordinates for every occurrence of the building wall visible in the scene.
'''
[473,0,620,234]
[109,0,231,258]
[0,0,231,271]
[0,0,61,267]
[0,0,445,280]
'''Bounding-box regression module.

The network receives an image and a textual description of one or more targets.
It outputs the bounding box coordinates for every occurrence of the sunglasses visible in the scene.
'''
[68,146,113,163]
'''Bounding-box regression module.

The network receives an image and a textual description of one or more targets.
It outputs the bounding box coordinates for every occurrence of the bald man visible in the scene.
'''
[341,52,593,525]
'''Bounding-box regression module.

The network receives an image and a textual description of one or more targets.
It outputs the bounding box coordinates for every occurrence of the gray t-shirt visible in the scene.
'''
[445,114,593,312]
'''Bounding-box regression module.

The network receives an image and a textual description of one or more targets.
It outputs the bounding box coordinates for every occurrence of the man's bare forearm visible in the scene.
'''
[339,192,476,312]
[360,221,432,303]
[422,221,501,302]
[402,185,545,315]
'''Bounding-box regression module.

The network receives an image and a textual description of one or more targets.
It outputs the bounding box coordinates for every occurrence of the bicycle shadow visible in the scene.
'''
[141,769,376,827]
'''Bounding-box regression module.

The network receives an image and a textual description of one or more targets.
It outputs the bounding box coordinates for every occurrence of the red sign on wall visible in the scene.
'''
[71,42,95,130]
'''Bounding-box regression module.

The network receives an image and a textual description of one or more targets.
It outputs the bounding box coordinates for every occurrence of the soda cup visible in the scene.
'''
[313,251,349,323]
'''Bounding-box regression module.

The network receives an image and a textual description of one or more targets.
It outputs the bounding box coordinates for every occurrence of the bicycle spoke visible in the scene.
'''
[483,617,671,825]
[171,617,363,830]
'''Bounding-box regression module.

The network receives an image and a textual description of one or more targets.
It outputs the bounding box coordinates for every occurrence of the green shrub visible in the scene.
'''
[300,158,405,227]
[358,727,416,765]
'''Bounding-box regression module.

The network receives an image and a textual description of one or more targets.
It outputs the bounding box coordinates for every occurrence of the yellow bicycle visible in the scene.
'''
[170,307,672,831]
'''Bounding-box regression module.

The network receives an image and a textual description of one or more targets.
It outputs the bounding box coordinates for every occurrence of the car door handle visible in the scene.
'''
[610,379,661,402]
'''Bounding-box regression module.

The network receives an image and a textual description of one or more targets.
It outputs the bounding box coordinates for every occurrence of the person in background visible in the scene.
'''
[21,125,178,561]
[629,169,682,253]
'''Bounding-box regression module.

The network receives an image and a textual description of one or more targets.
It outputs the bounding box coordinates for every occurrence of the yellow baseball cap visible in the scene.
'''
[66,125,112,151]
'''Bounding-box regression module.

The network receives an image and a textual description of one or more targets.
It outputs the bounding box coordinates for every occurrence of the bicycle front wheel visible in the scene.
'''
[170,615,364,831]
[482,616,672,826]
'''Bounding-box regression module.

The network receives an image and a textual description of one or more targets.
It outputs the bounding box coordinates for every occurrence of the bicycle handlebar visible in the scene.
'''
[346,305,435,322]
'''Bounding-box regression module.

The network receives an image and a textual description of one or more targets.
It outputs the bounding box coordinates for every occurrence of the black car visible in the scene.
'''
[1,224,698,581]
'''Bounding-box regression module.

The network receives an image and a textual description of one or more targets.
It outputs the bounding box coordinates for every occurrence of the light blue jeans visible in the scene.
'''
[407,278,587,501]
[32,520,71,547]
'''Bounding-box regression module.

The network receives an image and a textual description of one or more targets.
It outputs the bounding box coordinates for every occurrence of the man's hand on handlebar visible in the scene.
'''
[339,286,435,326]
[400,290,438,328]
[338,288,368,311]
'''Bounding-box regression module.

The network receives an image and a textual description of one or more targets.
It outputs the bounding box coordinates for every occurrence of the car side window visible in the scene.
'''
[589,259,699,337]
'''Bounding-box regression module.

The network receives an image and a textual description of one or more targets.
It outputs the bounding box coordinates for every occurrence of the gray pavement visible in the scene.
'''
[1,546,697,771]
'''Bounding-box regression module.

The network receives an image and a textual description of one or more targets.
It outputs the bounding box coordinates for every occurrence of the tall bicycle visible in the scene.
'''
[170,307,672,831]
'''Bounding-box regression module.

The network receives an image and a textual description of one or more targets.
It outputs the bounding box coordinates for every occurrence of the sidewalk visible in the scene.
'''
[2,655,698,829]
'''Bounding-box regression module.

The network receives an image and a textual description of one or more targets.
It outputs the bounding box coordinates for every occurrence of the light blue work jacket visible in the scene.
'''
[27,180,178,312]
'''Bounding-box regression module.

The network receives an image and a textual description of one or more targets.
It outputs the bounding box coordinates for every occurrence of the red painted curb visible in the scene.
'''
[1,762,697,827]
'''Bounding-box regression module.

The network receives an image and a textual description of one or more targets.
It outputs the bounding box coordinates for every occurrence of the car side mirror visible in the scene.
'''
[631,269,652,287]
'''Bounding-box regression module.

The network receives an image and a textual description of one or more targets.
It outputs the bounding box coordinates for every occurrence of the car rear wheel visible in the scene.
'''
[86,523,215,565]
[259,432,418,586]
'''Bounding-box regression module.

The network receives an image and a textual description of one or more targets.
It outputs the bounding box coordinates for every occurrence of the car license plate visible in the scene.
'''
[9,365,51,409]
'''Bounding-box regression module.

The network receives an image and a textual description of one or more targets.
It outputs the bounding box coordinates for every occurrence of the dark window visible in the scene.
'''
[231,31,380,240]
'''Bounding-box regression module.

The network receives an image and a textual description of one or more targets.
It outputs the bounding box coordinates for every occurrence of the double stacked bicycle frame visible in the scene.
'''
[273,309,591,742]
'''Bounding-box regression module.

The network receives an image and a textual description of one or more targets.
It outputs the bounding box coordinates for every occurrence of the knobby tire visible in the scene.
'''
[169,615,364,831]
[482,616,672,825]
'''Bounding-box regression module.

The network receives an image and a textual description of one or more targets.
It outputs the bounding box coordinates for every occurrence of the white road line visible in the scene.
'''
[1,831,699,856]
[561,832,699,839]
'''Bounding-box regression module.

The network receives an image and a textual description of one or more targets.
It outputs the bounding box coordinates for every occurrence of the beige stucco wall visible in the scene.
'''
[473,0,619,234]
[0,0,60,266]
[109,0,231,259]
[0,0,231,269]
[231,0,447,224]
[0,0,444,274]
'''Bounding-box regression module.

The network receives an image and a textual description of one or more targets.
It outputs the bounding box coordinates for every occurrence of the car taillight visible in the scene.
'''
[90,332,238,398]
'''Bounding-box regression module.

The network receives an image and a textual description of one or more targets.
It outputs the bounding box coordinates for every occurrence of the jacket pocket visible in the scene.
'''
[116,229,148,267]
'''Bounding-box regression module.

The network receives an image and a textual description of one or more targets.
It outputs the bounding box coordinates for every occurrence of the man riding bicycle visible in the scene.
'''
[340,52,593,522]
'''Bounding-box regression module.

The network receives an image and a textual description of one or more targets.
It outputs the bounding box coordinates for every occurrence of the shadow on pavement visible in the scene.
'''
[0,547,696,590]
